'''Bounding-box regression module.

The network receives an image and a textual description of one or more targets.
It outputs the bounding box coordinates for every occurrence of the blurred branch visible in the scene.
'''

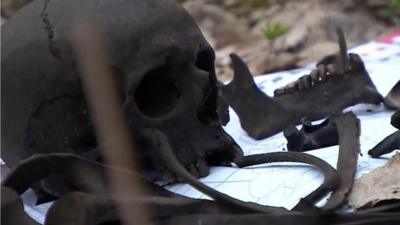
[72,22,151,225]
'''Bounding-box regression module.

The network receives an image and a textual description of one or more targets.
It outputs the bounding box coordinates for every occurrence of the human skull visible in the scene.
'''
[1,0,242,193]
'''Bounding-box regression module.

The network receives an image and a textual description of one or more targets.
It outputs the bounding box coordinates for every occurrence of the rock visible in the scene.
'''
[274,24,308,52]
[366,0,391,8]
[183,1,249,48]
[298,41,339,66]
[3,0,393,81]
[324,11,385,44]
[238,41,300,75]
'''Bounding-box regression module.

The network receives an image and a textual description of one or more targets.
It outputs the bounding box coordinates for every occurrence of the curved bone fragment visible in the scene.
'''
[369,111,400,158]
[1,187,40,225]
[1,153,242,224]
[161,212,400,225]
[221,30,382,139]
[322,112,360,211]
[1,153,181,199]
[368,131,400,158]
[152,129,293,213]
[284,117,339,152]
[45,191,244,225]
[153,128,342,213]
[236,152,340,212]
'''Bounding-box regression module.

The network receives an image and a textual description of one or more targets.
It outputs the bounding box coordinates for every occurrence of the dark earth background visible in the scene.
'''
[2,0,399,80]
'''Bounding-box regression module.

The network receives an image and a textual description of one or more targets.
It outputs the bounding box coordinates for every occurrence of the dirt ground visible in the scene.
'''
[2,0,399,80]
[182,0,400,80]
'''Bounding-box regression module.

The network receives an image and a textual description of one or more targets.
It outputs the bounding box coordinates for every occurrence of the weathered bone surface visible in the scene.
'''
[1,0,243,195]
[392,111,400,129]
[221,30,382,139]
[44,191,244,225]
[384,81,400,110]
[322,113,360,211]
[284,117,339,152]
[154,113,358,213]
[368,131,400,158]
[5,113,398,225]
[368,111,400,158]
[2,105,399,224]
[1,187,40,225]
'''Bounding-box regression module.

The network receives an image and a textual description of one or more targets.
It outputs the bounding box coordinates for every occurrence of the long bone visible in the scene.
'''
[153,129,340,213]
[44,191,247,225]
[368,111,400,158]
[234,112,360,212]
[321,113,360,211]
[1,153,181,199]
[0,48,389,225]
[160,212,400,225]
[1,153,246,225]
[1,22,385,224]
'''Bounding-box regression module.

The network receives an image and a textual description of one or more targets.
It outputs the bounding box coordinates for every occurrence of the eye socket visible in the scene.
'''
[135,65,181,117]
[195,49,221,125]
[195,49,215,73]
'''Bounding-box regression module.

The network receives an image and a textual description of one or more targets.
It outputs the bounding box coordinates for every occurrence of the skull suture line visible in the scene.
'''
[1,0,243,196]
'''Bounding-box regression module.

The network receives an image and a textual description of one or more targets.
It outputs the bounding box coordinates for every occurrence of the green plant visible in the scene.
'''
[262,23,290,41]
[378,0,400,18]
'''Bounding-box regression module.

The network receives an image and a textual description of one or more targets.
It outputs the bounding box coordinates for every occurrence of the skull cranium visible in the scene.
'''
[1,0,242,195]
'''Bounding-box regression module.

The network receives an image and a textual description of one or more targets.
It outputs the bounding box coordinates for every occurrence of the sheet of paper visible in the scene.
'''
[2,32,399,224]
[166,33,400,209]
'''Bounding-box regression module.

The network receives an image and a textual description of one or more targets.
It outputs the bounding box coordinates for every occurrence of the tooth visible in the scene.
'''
[292,82,300,93]
[284,82,296,94]
[298,79,304,91]
[196,159,209,177]
[274,88,286,97]
[319,73,327,81]
[318,65,327,81]
[317,64,326,75]
[310,69,319,84]
[188,164,200,178]
[298,76,310,91]
[302,75,311,89]
[327,64,336,76]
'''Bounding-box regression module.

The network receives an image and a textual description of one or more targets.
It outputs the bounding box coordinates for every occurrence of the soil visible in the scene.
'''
[2,0,399,80]
[182,0,399,80]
